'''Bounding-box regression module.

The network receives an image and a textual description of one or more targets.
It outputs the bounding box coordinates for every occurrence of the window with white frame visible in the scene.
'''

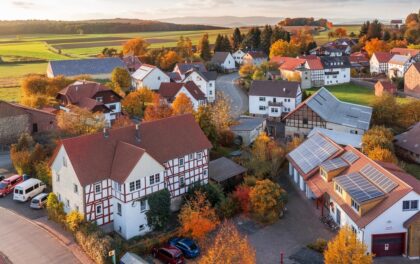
[179,158,184,166]
[351,199,360,212]
[96,204,103,215]
[95,183,101,193]
[66,199,70,208]
[129,182,135,192]
[203,169,208,177]
[73,184,78,194]
[56,172,60,182]
[403,200,418,211]
[117,203,122,216]
[149,175,155,185]
[197,152,202,159]
[154,174,160,183]
[179,176,185,187]
[63,156,67,167]
[135,180,141,190]
[259,106,266,111]
[140,200,147,212]
[259,97,266,102]
[189,153,195,160]
[335,184,343,195]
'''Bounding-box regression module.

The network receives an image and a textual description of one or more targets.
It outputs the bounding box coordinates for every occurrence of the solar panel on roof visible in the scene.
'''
[321,158,349,172]
[360,164,398,193]
[341,151,359,164]
[289,134,340,174]
[335,172,385,203]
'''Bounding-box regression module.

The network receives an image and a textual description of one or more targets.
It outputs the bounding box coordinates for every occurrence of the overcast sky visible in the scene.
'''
[0,0,418,21]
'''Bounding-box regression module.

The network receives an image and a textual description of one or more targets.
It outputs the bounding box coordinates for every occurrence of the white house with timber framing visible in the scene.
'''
[50,114,212,239]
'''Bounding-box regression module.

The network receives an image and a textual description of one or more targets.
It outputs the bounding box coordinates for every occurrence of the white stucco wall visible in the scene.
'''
[221,54,236,70]
[134,69,170,91]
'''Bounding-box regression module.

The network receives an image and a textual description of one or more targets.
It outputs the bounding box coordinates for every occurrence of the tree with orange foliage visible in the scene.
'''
[112,115,133,128]
[232,185,251,214]
[324,226,372,264]
[121,88,157,118]
[269,39,299,58]
[172,92,194,115]
[143,96,173,121]
[159,50,182,71]
[179,191,219,240]
[367,146,397,164]
[364,38,389,57]
[122,38,149,56]
[334,28,347,38]
[290,28,314,53]
[199,221,256,264]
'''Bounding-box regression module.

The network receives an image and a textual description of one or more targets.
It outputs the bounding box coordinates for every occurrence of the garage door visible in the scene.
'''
[372,233,405,257]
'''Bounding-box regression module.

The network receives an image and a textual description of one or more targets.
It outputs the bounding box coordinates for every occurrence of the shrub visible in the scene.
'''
[126,229,180,256]
[75,223,113,264]
[243,175,257,187]
[146,189,171,231]
[46,193,65,224]
[218,130,235,147]
[307,238,328,253]
[217,196,239,219]
[34,161,52,187]
[66,210,84,232]
[185,182,225,207]
[232,185,251,214]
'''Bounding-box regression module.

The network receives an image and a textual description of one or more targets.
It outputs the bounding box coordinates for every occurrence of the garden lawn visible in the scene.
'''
[0,86,21,102]
[405,163,420,180]
[306,83,376,106]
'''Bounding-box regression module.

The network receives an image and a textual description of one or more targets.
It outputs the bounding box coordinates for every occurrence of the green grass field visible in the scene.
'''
[313,25,360,44]
[306,83,376,106]
[404,163,420,180]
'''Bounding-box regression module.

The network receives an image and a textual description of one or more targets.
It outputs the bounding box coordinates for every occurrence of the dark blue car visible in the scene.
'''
[168,237,200,258]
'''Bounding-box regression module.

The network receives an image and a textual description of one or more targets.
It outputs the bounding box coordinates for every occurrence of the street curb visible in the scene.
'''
[0,207,94,264]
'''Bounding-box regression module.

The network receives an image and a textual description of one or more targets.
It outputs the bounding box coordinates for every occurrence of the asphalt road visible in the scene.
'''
[216,72,248,118]
[0,207,80,264]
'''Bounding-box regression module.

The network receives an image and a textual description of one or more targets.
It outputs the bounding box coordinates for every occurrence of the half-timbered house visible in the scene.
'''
[50,114,212,239]
[283,87,372,139]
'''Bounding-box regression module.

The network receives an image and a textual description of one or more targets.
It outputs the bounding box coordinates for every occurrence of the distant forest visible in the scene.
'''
[0,19,225,35]
[279,18,332,27]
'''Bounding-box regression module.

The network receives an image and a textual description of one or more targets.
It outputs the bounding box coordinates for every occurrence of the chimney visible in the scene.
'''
[135,124,141,142]
[103,127,109,138]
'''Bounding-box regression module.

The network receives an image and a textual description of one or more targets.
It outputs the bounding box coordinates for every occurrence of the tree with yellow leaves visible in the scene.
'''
[122,88,157,118]
[57,106,105,136]
[249,179,287,224]
[122,38,149,56]
[178,191,220,240]
[159,50,182,71]
[143,96,173,122]
[269,39,299,58]
[367,146,397,164]
[324,225,373,264]
[199,221,256,264]
[364,38,389,57]
[172,92,194,115]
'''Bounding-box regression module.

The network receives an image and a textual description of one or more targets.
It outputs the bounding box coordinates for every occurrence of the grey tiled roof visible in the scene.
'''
[231,116,265,131]
[49,58,125,77]
[209,157,247,182]
[306,88,372,131]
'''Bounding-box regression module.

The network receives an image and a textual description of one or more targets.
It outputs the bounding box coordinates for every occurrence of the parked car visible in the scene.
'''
[13,178,46,202]
[168,237,200,258]
[0,175,5,181]
[152,246,184,264]
[0,175,23,197]
[30,193,49,209]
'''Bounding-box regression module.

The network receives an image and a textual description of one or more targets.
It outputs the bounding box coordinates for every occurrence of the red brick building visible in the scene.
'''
[375,80,397,97]
[404,62,420,98]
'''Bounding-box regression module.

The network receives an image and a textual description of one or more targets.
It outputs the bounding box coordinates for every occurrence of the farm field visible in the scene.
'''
[313,25,360,44]
[0,86,21,102]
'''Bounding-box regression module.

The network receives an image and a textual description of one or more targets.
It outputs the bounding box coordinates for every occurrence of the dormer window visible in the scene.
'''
[320,168,327,179]
[335,184,343,195]
[351,199,360,212]
[96,97,103,103]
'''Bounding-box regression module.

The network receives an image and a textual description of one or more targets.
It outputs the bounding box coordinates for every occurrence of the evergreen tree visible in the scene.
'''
[199,33,212,61]
[232,28,243,50]
[367,20,382,40]
[242,27,261,50]
[271,26,290,43]
[359,21,370,37]
[382,30,391,41]
[221,35,232,52]
[260,25,273,55]
[306,41,317,53]
[214,34,223,52]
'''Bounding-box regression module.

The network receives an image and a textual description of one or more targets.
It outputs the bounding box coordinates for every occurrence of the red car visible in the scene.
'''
[152,246,184,264]
[0,175,23,197]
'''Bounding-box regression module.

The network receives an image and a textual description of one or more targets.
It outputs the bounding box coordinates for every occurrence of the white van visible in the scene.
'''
[13,179,46,202]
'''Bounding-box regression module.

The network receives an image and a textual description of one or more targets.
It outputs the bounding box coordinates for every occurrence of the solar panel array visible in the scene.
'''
[334,173,385,203]
[321,158,349,172]
[360,164,398,193]
[341,151,359,164]
[289,134,340,174]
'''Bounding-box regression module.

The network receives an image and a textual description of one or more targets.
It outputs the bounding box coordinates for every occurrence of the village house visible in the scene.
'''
[374,80,397,97]
[158,82,206,110]
[182,69,217,103]
[370,52,394,75]
[391,48,420,62]
[232,49,246,65]
[249,80,302,118]
[173,62,207,80]
[0,101,56,147]
[388,54,413,78]
[394,122,420,164]
[230,116,266,146]
[47,58,126,79]
[283,87,372,139]
[122,55,142,73]
[321,56,351,85]
[50,114,212,240]
[404,62,420,97]
[287,132,420,258]
[390,19,403,28]
[242,51,268,66]
[211,52,236,71]
[349,52,369,69]
[310,46,344,57]
[56,80,122,124]
[131,64,170,91]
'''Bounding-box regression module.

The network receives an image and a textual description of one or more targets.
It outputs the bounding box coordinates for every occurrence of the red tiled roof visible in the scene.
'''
[372,52,393,63]
[350,52,369,63]
[375,80,397,94]
[159,81,205,101]
[391,48,420,57]
[54,114,212,186]
[306,59,324,70]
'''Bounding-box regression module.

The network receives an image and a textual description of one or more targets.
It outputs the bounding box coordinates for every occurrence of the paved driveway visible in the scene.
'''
[239,174,334,264]
[0,208,80,264]
[0,152,12,175]
[216,73,248,118]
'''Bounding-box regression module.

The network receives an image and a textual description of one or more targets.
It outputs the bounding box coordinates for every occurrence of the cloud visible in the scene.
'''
[12,1,35,9]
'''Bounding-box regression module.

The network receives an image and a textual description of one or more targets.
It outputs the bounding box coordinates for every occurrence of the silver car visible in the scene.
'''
[30,193,48,209]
